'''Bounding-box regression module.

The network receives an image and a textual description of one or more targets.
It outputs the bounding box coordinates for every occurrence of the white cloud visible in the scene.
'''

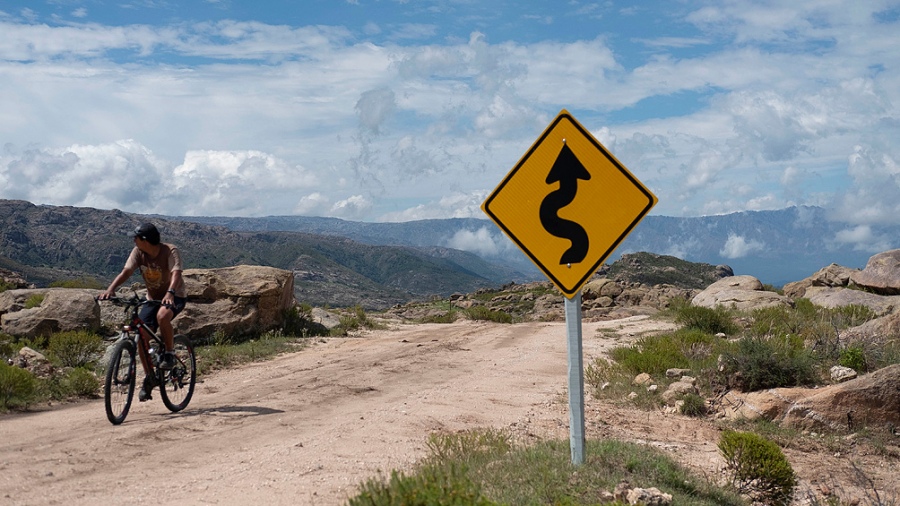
[330,195,373,219]
[445,227,505,257]
[834,225,893,252]
[719,233,765,259]
[1,2,900,231]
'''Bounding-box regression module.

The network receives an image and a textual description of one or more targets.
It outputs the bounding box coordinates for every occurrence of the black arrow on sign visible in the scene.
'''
[539,143,591,265]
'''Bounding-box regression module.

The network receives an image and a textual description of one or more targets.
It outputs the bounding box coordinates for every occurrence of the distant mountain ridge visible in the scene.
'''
[3,200,897,309]
[183,206,899,286]
[0,200,524,309]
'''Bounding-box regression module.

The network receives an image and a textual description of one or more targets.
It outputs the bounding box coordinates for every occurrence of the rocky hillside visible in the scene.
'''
[0,200,524,309]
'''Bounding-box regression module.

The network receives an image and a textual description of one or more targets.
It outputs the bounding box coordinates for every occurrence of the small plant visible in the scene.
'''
[680,393,707,417]
[24,294,45,309]
[47,330,103,368]
[718,334,817,391]
[62,367,100,397]
[463,306,512,324]
[609,328,718,376]
[839,345,868,373]
[0,362,37,410]
[348,464,494,506]
[718,430,797,505]
[673,303,738,335]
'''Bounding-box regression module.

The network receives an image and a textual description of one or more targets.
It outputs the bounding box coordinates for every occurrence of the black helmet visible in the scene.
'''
[132,222,160,245]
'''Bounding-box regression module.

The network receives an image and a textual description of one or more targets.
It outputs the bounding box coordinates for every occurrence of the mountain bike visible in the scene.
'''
[99,294,196,425]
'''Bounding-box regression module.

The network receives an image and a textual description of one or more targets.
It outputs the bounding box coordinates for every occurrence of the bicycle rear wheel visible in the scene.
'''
[104,338,137,425]
[159,334,196,412]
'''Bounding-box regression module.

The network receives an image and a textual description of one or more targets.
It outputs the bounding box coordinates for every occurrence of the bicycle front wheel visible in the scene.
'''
[104,338,137,425]
[159,334,196,412]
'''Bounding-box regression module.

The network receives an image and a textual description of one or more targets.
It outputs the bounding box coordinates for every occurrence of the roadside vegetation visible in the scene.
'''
[347,427,746,506]
[0,304,335,411]
[341,297,899,506]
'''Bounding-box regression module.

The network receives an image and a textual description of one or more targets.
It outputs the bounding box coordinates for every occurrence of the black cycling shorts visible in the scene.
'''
[139,296,186,332]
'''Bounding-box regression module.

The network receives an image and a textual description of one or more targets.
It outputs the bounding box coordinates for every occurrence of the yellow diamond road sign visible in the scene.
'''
[482,109,657,297]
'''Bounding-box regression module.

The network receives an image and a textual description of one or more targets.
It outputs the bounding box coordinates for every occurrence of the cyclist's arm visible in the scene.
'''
[162,269,183,305]
[99,266,135,300]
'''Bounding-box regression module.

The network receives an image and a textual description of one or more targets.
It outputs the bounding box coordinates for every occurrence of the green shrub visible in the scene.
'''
[0,279,15,293]
[674,303,738,335]
[63,367,100,397]
[47,330,103,368]
[0,362,37,410]
[839,345,868,373]
[348,464,495,506]
[24,294,45,309]
[680,393,707,417]
[609,329,718,376]
[718,430,796,505]
[718,335,817,391]
[463,305,512,323]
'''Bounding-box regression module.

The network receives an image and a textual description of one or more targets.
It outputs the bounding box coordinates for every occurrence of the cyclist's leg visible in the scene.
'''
[137,302,158,372]
[156,297,186,353]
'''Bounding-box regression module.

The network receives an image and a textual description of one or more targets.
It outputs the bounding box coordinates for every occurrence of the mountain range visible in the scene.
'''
[1,199,896,308]
[183,205,896,287]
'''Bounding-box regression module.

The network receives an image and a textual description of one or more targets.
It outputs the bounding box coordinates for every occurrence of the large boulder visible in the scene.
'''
[691,275,793,311]
[782,263,858,299]
[850,249,900,296]
[781,364,900,431]
[719,365,900,431]
[0,288,100,337]
[173,265,296,339]
[803,287,900,317]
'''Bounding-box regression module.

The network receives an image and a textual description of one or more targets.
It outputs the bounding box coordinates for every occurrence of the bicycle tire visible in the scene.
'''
[104,338,137,425]
[159,334,196,412]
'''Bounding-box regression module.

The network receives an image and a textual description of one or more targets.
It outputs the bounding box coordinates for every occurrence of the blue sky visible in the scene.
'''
[1,0,900,257]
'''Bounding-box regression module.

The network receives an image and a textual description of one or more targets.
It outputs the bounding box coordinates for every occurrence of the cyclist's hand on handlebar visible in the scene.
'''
[97,290,115,301]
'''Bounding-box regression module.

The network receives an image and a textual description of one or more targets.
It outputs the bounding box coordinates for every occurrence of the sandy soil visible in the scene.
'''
[1,316,897,506]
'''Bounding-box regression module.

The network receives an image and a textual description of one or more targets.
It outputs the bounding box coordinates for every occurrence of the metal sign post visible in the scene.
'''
[565,291,585,465]
[481,109,657,466]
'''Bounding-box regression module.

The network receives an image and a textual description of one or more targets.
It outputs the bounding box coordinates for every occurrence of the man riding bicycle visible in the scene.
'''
[99,222,186,402]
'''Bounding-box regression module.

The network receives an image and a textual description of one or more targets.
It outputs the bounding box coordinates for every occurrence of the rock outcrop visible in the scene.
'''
[691,275,793,311]
[719,364,900,431]
[782,263,859,299]
[0,288,101,337]
[172,266,296,339]
[1,265,296,340]
[850,249,900,295]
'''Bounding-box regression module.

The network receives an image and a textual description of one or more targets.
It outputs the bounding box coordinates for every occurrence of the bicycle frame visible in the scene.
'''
[101,293,196,424]
[114,297,167,373]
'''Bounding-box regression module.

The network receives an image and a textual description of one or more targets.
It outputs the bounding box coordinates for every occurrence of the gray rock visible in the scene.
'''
[804,287,900,316]
[692,275,793,311]
[830,365,858,383]
[0,288,100,338]
[850,249,900,295]
[783,263,858,298]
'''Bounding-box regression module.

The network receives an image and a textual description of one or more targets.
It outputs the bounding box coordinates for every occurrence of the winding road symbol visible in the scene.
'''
[539,142,590,265]
[481,109,657,297]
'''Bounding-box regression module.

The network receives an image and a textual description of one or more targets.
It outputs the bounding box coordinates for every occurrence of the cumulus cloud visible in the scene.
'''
[719,233,765,259]
[330,194,373,219]
[834,225,893,252]
[2,2,900,232]
[0,140,170,210]
[169,150,318,216]
[444,227,507,257]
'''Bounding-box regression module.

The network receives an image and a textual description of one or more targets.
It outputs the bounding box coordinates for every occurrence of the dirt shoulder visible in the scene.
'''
[1,317,897,505]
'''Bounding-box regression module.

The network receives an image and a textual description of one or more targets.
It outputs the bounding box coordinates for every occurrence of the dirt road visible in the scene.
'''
[1,317,897,505]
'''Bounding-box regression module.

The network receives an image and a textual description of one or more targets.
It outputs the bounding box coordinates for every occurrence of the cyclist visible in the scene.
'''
[99,222,187,401]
